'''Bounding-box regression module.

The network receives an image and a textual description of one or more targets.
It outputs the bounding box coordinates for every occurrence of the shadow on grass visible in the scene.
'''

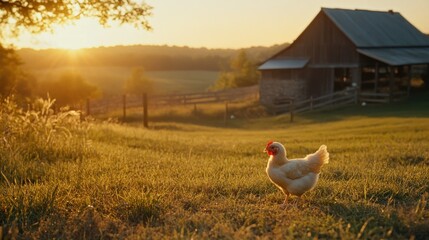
[121,113,235,129]
[316,199,429,239]
[317,201,407,238]
[298,91,429,123]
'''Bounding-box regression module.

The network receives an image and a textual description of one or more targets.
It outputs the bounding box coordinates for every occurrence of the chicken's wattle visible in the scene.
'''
[265,141,275,156]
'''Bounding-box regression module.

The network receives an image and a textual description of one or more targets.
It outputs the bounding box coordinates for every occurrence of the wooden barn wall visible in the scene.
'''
[306,68,333,97]
[276,12,359,66]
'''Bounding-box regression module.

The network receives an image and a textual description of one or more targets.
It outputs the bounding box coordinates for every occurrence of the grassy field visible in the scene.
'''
[1,95,429,239]
[26,66,220,95]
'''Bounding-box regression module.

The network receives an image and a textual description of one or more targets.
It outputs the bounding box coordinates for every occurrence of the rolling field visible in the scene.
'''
[1,96,429,239]
[26,66,220,95]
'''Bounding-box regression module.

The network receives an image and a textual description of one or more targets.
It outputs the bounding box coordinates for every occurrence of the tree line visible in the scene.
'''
[17,44,288,71]
[0,43,287,105]
[2,44,288,106]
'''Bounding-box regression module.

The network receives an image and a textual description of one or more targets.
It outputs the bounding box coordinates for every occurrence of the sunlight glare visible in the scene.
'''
[37,17,108,50]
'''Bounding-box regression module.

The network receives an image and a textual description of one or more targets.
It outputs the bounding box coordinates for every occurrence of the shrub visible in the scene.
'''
[0,96,93,183]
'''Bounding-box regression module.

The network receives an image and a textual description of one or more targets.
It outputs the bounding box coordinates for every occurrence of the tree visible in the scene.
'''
[0,1,152,38]
[211,50,260,90]
[124,68,154,95]
[0,44,33,98]
[38,71,100,106]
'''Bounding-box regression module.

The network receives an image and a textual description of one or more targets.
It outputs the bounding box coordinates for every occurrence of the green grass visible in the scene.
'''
[27,66,219,95]
[1,96,429,239]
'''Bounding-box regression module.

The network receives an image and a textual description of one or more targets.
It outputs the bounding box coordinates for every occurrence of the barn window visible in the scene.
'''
[411,65,428,89]
[361,66,377,91]
[334,68,352,91]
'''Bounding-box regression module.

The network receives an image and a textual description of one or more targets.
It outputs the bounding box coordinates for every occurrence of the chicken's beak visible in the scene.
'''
[264,147,274,156]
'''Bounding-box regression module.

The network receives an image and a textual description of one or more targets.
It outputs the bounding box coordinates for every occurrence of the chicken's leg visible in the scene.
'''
[283,193,290,205]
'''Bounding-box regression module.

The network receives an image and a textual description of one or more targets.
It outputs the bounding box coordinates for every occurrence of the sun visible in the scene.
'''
[15,15,153,50]
[47,17,106,50]
[19,17,110,50]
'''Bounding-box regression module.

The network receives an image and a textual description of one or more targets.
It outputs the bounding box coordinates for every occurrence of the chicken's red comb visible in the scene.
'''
[266,141,274,148]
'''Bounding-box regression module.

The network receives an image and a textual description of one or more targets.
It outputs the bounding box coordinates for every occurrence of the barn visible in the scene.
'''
[258,8,429,107]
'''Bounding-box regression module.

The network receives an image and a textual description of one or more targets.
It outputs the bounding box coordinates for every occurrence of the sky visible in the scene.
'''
[10,0,429,50]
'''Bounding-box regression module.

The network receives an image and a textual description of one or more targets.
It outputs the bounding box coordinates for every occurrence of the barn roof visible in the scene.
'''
[323,8,429,65]
[357,47,429,66]
[322,8,429,48]
[259,58,309,70]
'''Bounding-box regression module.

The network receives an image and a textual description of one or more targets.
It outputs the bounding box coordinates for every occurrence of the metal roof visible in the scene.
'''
[357,47,429,66]
[323,8,429,48]
[258,58,309,70]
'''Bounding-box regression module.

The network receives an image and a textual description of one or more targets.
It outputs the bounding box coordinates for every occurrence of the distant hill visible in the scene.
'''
[17,43,289,71]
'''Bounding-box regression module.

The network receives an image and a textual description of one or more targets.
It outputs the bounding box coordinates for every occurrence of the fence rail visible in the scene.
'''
[359,91,408,103]
[271,88,358,115]
[87,85,259,115]
[151,85,258,105]
[270,88,409,121]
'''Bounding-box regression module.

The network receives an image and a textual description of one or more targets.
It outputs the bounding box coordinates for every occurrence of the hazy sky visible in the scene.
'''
[11,0,429,50]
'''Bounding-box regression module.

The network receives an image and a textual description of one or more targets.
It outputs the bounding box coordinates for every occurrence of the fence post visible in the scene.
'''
[53,103,58,114]
[388,66,394,103]
[224,101,229,126]
[143,93,148,128]
[289,100,294,123]
[123,94,127,120]
[407,65,412,98]
[27,102,33,112]
[86,98,90,116]
[354,88,358,104]
[105,97,109,113]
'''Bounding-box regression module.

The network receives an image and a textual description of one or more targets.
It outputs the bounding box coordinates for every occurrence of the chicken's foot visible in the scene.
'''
[281,193,290,207]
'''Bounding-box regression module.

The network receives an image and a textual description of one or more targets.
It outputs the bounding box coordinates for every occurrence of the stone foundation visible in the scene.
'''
[259,79,307,107]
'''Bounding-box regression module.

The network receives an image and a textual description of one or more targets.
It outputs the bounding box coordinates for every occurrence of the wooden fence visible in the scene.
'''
[82,84,409,125]
[270,88,409,121]
[84,85,259,125]
[271,88,358,117]
[359,91,408,103]
[151,85,259,106]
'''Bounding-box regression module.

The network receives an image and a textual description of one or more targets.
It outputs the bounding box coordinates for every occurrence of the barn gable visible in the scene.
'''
[274,10,358,66]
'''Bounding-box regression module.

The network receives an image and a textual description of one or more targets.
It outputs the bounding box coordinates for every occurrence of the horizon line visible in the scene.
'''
[13,42,290,51]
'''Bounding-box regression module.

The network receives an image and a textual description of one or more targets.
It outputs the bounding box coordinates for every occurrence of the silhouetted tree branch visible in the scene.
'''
[0,0,152,38]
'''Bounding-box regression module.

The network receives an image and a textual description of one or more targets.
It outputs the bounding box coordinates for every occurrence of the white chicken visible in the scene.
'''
[264,141,329,204]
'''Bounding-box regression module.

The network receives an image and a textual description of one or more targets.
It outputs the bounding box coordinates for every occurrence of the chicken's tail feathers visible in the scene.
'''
[317,145,329,164]
[306,145,329,172]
